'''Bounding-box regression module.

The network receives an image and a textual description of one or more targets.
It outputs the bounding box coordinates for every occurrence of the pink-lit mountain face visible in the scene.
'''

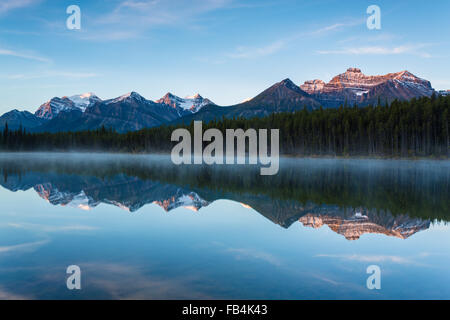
[300,68,435,108]
[299,212,430,240]
[34,93,102,120]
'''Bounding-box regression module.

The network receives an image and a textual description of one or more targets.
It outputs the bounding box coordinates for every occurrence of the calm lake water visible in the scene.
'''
[0,153,449,299]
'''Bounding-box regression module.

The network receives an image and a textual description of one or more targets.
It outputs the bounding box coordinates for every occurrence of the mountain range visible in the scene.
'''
[0,164,431,240]
[0,68,437,133]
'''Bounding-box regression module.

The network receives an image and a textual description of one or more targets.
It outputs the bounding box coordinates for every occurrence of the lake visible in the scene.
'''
[0,153,449,299]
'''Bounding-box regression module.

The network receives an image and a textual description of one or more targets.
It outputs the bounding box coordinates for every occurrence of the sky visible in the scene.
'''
[0,0,449,114]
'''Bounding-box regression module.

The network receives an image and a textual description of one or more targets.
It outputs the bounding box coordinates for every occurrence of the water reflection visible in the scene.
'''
[1,153,448,240]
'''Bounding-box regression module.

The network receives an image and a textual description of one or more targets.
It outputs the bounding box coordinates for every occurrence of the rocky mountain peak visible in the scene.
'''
[300,68,435,107]
[346,67,362,73]
[279,78,296,87]
[67,92,102,111]
[156,92,213,113]
[301,79,326,94]
[162,92,176,98]
[299,213,430,240]
[35,96,76,120]
[271,78,308,94]
[107,91,147,105]
[34,93,103,120]
[126,91,145,100]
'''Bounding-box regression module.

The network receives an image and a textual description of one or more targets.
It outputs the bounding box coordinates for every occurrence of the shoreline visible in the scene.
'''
[0,150,449,162]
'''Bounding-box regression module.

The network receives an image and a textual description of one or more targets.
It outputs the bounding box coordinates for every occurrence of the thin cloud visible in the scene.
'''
[0,286,29,300]
[318,44,432,58]
[6,222,99,232]
[0,0,40,15]
[0,48,51,63]
[80,262,211,299]
[226,40,285,59]
[226,247,282,266]
[338,33,397,44]
[3,71,100,80]
[305,18,363,37]
[47,71,100,79]
[0,239,49,254]
[225,20,362,60]
[315,254,414,265]
[85,0,233,41]
[79,31,143,42]
[309,23,346,35]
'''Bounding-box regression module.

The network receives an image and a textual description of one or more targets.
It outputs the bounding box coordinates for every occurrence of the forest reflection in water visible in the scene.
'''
[0,153,448,240]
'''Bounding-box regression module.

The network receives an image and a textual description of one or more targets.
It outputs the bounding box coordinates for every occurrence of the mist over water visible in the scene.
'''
[0,153,449,299]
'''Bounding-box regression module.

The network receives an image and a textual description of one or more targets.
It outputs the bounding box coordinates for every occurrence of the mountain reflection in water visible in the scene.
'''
[0,153,448,241]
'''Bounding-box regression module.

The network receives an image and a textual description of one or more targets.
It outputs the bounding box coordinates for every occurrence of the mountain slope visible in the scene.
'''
[0,110,46,130]
[172,78,320,124]
[35,109,84,133]
[242,78,319,109]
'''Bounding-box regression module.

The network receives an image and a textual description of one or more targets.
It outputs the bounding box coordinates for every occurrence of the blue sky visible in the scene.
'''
[0,0,449,114]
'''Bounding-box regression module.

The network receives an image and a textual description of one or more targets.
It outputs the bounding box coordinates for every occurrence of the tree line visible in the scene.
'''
[1,155,448,221]
[1,94,449,157]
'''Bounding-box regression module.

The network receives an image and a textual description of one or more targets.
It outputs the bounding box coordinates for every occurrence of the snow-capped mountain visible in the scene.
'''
[153,191,209,212]
[156,92,214,114]
[300,68,435,107]
[33,91,186,133]
[27,178,209,213]
[35,97,76,120]
[34,93,102,120]
[34,183,99,210]
[68,92,102,111]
